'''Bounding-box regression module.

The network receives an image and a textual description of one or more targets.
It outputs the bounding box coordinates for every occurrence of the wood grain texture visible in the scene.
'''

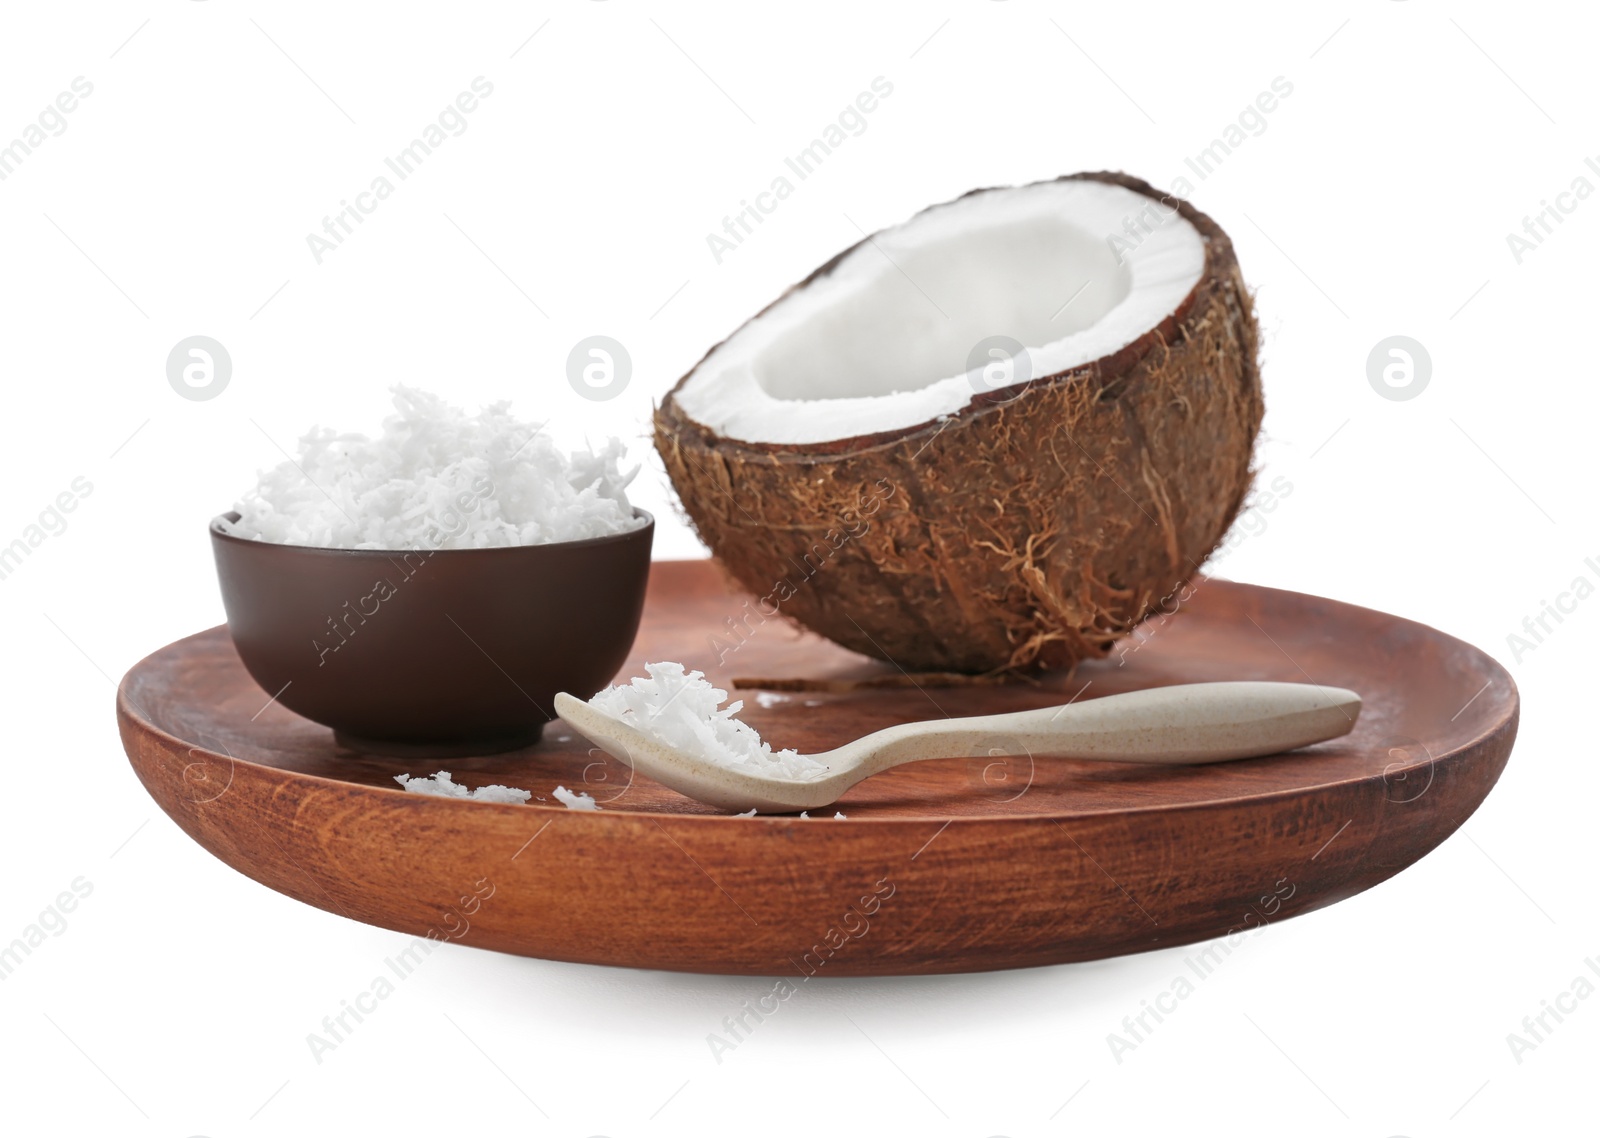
[118,559,1517,976]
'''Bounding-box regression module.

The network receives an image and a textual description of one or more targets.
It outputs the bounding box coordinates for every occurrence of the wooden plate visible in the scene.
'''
[118,560,1517,976]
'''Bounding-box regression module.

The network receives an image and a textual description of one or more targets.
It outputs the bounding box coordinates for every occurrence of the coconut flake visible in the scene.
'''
[395,771,531,804]
[222,385,643,549]
[552,785,600,811]
[588,662,828,782]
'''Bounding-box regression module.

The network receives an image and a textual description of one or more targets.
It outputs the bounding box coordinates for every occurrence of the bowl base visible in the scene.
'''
[333,725,544,759]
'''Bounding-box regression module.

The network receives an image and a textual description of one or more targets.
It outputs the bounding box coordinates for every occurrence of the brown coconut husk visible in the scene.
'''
[654,172,1263,673]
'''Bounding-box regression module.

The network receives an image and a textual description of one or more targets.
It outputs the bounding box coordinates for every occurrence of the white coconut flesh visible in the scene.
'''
[674,180,1207,446]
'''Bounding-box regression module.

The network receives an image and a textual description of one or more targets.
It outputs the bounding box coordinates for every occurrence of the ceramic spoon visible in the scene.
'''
[553,681,1361,813]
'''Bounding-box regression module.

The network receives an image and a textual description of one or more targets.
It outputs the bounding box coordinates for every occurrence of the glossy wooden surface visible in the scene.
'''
[119,560,1518,975]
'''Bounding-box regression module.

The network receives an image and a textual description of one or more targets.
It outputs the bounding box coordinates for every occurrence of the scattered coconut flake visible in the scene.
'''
[589,662,828,782]
[222,385,643,549]
[833,811,847,820]
[552,785,600,811]
[754,692,790,708]
[395,771,531,804]
[733,807,758,817]
[799,811,809,819]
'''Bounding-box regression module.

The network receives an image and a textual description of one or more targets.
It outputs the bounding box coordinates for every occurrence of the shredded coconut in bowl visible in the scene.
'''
[588,662,829,782]
[221,385,644,549]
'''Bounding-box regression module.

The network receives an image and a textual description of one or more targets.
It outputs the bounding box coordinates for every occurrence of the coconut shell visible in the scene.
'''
[654,172,1263,673]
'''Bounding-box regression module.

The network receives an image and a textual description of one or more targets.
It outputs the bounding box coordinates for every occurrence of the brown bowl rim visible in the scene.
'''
[208,508,654,557]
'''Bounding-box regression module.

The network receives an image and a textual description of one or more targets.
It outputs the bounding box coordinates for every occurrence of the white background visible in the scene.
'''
[0,1,1594,1134]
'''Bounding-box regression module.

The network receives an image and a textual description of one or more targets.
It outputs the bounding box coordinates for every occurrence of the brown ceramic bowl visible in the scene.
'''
[210,511,653,756]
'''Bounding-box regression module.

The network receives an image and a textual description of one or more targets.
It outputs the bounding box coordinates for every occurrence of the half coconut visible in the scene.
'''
[656,172,1262,673]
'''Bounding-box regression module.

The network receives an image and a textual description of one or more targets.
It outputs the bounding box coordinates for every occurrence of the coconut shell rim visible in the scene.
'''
[656,170,1239,459]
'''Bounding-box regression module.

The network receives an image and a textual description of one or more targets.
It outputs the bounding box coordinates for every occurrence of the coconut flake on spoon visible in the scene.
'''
[585,663,830,784]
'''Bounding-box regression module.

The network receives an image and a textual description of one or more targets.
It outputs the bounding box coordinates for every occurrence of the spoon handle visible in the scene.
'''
[845,681,1360,771]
